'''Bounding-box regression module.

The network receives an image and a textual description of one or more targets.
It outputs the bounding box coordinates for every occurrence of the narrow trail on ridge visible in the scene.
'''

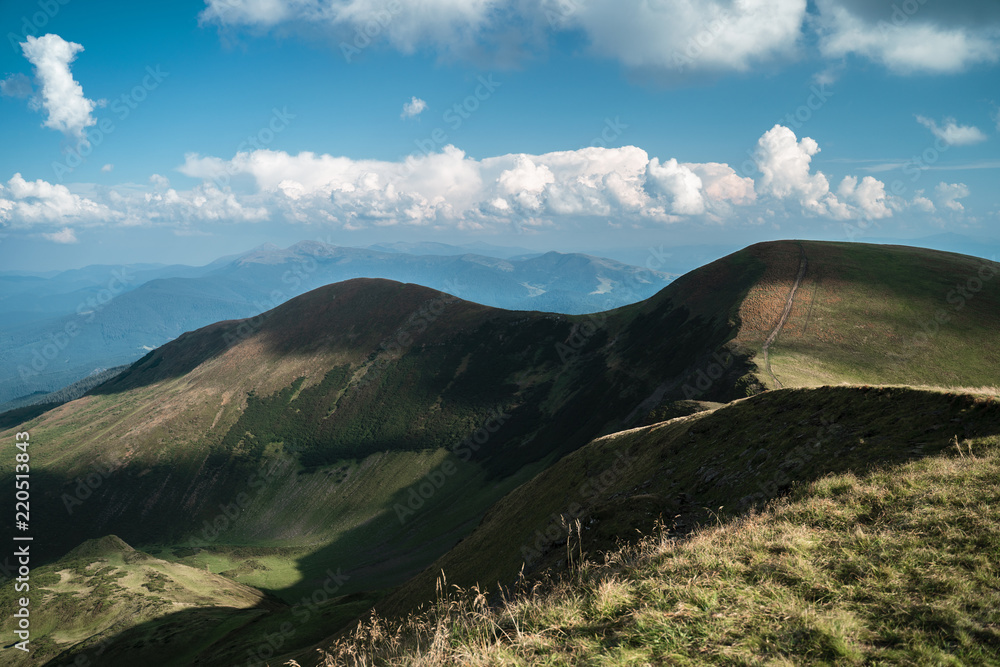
[761,245,808,389]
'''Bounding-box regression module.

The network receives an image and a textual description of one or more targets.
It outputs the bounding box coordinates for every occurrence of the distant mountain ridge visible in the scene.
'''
[1,240,999,665]
[0,241,673,407]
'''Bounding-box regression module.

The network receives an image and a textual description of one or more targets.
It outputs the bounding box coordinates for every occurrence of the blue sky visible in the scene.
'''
[1,0,998,270]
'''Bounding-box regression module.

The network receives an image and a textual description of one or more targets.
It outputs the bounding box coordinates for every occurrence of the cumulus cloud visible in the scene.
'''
[0,173,112,226]
[915,115,988,146]
[645,159,705,215]
[200,0,504,60]
[836,175,890,220]
[197,0,1000,76]
[101,163,114,173]
[936,182,970,212]
[19,34,99,144]
[0,73,33,98]
[815,0,1000,74]
[753,125,892,220]
[911,190,936,213]
[0,127,931,235]
[42,227,78,243]
[754,125,836,215]
[565,0,806,73]
[400,96,427,119]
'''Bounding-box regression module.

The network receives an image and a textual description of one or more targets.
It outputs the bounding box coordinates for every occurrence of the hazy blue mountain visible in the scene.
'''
[0,241,672,407]
[367,240,539,258]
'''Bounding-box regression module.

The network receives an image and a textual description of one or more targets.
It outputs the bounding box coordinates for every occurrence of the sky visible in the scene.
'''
[1,0,998,270]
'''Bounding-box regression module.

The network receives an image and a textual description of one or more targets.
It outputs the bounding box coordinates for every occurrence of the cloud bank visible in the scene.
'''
[199,0,1000,75]
[3,125,955,244]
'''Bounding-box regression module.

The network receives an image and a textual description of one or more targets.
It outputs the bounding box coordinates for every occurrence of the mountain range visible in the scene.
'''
[0,241,673,409]
[0,240,998,665]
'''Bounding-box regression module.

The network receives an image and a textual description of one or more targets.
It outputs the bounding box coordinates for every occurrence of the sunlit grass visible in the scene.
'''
[301,436,1000,665]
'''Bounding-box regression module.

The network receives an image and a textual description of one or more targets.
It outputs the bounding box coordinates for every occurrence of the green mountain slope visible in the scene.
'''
[0,535,278,666]
[0,240,997,664]
[305,396,1000,665]
[374,385,1000,621]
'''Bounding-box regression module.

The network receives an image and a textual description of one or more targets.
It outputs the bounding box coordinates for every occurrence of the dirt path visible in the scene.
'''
[761,246,808,389]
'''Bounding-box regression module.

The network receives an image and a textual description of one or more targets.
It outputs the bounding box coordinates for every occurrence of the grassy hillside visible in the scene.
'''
[1,241,997,664]
[0,265,757,565]
[744,242,1000,389]
[307,416,1000,665]
[0,536,277,666]
[374,385,1000,621]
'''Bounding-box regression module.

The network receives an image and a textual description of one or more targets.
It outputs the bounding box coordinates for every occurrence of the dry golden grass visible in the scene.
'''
[290,433,1000,666]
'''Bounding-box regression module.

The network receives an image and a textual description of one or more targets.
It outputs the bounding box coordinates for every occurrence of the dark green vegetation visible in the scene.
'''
[0,241,997,665]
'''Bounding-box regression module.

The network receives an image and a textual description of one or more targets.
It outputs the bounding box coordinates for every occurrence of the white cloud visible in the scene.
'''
[42,227,78,243]
[0,73,33,98]
[200,0,806,73]
[754,124,892,220]
[754,125,836,216]
[101,163,114,173]
[19,34,99,144]
[815,0,1000,74]
[1,127,913,235]
[911,190,936,213]
[836,175,890,220]
[198,0,1000,77]
[400,96,427,119]
[645,158,705,215]
[566,0,806,72]
[200,0,503,58]
[915,115,988,146]
[0,173,112,226]
[936,182,970,212]
[686,162,756,207]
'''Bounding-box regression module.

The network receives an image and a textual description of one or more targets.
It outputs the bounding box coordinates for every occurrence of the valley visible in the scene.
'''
[1,240,998,665]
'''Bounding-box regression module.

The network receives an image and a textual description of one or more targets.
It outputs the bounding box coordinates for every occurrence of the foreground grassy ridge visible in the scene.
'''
[379,385,1000,620]
[302,434,1000,666]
